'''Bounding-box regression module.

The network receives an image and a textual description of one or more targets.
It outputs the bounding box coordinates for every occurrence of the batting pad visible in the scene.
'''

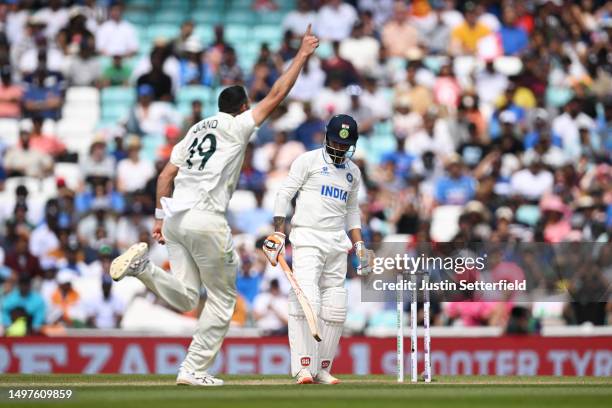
[288,282,320,377]
[318,287,347,373]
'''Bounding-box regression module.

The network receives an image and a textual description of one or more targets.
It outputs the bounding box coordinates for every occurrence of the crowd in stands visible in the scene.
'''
[0,0,610,337]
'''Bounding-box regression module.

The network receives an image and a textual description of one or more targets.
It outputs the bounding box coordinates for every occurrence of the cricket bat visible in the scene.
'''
[278,255,322,342]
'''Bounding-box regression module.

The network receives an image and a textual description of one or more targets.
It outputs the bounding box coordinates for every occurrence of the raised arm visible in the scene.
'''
[252,24,319,126]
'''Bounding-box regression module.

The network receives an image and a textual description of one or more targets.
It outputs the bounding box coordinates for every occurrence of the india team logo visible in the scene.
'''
[339,123,350,139]
[346,173,353,183]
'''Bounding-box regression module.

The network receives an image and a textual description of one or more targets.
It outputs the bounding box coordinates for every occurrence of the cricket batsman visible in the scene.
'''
[109,26,319,386]
[263,114,373,384]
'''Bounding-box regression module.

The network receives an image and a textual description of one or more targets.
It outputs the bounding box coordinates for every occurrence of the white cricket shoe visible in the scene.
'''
[295,368,314,384]
[110,242,149,282]
[176,368,224,386]
[314,371,340,385]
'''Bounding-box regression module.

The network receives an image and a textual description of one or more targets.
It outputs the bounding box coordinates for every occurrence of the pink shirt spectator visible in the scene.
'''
[0,83,23,118]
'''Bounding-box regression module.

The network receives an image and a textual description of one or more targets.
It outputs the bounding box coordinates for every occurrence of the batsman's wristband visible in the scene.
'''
[155,208,165,220]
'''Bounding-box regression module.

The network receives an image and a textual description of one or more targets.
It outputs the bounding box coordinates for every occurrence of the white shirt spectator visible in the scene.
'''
[441,8,464,29]
[510,168,554,200]
[116,156,155,193]
[34,6,70,40]
[361,87,392,119]
[552,112,595,160]
[339,35,380,74]
[19,47,66,74]
[287,58,325,102]
[29,223,60,267]
[312,87,351,119]
[314,2,358,41]
[96,19,139,56]
[476,69,508,107]
[405,121,455,159]
[6,8,29,45]
[253,291,288,331]
[132,101,182,136]
[85,291,125,329]
[282,9,316,36]
[478,12,501,32]
[357,0,395,28]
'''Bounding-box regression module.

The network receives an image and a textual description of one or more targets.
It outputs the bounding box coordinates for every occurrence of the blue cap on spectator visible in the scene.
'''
[138,84,154,97]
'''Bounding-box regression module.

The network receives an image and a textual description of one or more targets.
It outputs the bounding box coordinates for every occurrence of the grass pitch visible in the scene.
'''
[1,375,610,408]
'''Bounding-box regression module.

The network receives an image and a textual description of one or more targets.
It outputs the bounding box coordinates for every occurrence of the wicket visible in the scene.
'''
[396,271,432,383]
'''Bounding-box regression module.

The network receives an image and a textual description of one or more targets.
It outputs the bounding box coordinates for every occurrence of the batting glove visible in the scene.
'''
[263,232,286,266]
[354,241,374,276]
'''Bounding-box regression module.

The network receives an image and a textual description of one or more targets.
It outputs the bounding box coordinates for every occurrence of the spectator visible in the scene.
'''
[346,85,376,136]
[314,0,358,41]
[77,200,118,246]
[33,0,69,41]
[238,144,266,192]
[394,61,433,116]
[137,49,173,101]
[293,102,325,151]
[282,0,316,37]
[116,136,155,193]
[253,279,288,335]
[95,3,138,57]
[56,7,95,55]
[4,131,53,178]
[4,232,43,279]
[234,190,273,236]
[22,68,63,120]
[47,269,84,327]
[381,1,420,58]
[236,256,263,307]
[27,116,67,159]
[2,274,46,334]
[157,125,182,162]
[64,41,101,86]
[170,20,195,56]
[406,109,454,160]
[85,276,125,329]
[449,1,491,55]
[287,56,325,102]
[420,4,452,54]
[100,54,132,87]
[218,46,244,86]
[552,98,595,160]
[510,155,553,202]
[182,100,203,132]
[177,37,214,87]
[339,22,380,74]
[0,66,22,118]
[434,154,476,205]
[125,84,181,136]
[80,137,115,182]
[312,74,350,119]
[498,6,529,56]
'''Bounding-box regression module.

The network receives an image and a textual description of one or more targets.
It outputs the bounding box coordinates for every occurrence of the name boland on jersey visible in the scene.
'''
[274,148,362,231]
[168,110,256,213]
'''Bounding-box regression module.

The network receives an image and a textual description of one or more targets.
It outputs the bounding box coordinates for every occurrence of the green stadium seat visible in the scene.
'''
[231,0,253,9]
[152,10,188,25]
[147,24,180,42]
[224,25,251,44]
[225,10,254,25]
[194,26,215,45]
[123,10,149,25]
[257,11,284,25]
[101,87,137,106]
[252,25,282,46]
[315,41,333,59]
[126,0,150,6]
[192,10,223,25]
[177,86,213,105]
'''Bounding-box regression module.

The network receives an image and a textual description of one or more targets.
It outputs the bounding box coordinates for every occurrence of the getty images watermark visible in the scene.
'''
[370,253,527,292]
[361,241,610,303]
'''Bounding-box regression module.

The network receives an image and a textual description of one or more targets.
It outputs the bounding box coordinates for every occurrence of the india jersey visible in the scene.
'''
[274,148,362,232]
[167,110,256,214]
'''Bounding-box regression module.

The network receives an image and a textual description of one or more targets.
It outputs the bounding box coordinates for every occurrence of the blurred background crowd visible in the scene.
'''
[0,0,610,337]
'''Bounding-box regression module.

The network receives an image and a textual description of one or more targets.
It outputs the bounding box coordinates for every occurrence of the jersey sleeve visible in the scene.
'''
[233,109,256,143]
[273,153,310,217]
[346,165,362,231]
[169,136,189,167]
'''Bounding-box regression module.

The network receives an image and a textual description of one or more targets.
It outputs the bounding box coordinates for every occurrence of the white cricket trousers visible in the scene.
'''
[138,208,238,374]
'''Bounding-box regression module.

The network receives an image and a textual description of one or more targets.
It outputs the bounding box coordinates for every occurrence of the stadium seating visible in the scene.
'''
[0,119,19,146]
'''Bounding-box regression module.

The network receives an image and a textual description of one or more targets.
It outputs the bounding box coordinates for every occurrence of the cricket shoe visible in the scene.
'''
[295,368,314,384]
[176,368,224,386]
[110,242,149,282]
[314,371,340,385]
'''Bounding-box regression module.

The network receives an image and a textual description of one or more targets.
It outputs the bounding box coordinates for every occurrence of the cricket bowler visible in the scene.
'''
[263,114,373,384]
[109,26,319,386]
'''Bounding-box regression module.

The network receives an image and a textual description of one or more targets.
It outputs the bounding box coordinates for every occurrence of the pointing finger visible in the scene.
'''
[305,23,312,36]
